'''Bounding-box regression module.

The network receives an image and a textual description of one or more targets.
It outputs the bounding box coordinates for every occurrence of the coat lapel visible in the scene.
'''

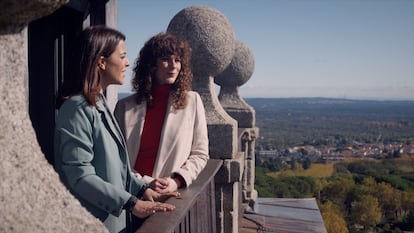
[96,95,135,190]
[96,95,126,149]
[124,100,146,144]
[121,98,147,167]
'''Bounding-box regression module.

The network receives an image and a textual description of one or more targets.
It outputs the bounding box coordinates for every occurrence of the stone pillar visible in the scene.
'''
[215,40,259,210]
[0,1,107,232]
[167,6,243,233]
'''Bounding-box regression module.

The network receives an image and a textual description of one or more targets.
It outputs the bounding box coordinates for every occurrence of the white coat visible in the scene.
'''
[114,91,209,186]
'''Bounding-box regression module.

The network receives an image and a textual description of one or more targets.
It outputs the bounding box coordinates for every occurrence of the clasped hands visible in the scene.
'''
[149,176,181,193]
[131,176,182,218]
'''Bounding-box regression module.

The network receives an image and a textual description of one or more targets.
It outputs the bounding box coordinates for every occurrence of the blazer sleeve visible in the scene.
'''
[175,92,210,186]
[55,103,131,217]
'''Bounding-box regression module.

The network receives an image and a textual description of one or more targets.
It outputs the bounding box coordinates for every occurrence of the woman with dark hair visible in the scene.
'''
[54,26,177,233]
[115,32,209,194]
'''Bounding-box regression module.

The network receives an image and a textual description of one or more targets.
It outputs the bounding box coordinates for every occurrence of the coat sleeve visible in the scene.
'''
[55,103,131,217]
[175,92,210,186]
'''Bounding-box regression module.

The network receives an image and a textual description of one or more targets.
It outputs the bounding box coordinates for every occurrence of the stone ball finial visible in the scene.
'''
[167,6,235,78]
[215,40,255,87]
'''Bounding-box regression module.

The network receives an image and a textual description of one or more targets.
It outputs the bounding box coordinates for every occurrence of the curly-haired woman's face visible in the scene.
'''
[154,54,181,85]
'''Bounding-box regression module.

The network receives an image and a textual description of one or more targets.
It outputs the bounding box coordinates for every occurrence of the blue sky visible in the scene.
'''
[118,0,414,100]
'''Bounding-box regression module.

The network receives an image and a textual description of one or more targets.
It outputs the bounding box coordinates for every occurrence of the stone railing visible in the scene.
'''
[136,159,222,233]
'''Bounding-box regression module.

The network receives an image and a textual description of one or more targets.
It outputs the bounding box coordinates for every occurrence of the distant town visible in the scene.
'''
[256,141,414,164]
[246,97,414,164]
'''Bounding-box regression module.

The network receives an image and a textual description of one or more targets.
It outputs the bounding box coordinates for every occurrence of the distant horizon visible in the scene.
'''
[117,91,414,102]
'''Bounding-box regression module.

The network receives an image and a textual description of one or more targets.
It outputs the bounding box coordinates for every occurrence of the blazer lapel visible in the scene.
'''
[97,96,137,190]
[124,100,146,144]
[96,96,126,149]
[121,98,147,166]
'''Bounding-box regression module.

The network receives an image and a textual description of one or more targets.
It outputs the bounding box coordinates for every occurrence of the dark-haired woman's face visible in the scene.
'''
[154,54,181,85]
[99,40,130,89]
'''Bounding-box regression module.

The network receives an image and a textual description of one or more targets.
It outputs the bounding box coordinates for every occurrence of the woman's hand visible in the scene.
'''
[143,187,180,202]
[149,177,180,193]
[131,199,176,218]
[149,177,169,192]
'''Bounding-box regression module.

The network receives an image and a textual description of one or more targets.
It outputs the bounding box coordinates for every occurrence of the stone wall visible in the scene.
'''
[0,1,108,232]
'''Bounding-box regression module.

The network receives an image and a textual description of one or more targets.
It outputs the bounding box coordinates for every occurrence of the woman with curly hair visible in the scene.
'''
[115,32,209,194]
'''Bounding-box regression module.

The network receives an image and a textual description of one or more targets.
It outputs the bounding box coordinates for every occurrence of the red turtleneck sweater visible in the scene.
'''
[134,84,170,176]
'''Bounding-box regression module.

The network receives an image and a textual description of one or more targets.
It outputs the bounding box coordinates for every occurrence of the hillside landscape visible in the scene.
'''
[245,98,414,233]
[245,98,414,149]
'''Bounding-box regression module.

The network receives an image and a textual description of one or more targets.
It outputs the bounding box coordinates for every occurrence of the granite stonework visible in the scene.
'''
[215,40,256,128]
[0,0,66,32]
[0,1,108,232]
[167,6,258,233]
[167,6,238,160]
[215,40,259,210]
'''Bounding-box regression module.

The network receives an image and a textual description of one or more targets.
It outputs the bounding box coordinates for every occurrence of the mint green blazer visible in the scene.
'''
[54,94,145,233]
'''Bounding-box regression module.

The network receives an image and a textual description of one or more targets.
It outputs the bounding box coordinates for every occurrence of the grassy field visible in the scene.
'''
[397,155,414,172]
[268,162,336,178]
[267,155,414,179]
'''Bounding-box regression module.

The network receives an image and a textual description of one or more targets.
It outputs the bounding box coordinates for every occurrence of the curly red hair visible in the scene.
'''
[131,32,193,109]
